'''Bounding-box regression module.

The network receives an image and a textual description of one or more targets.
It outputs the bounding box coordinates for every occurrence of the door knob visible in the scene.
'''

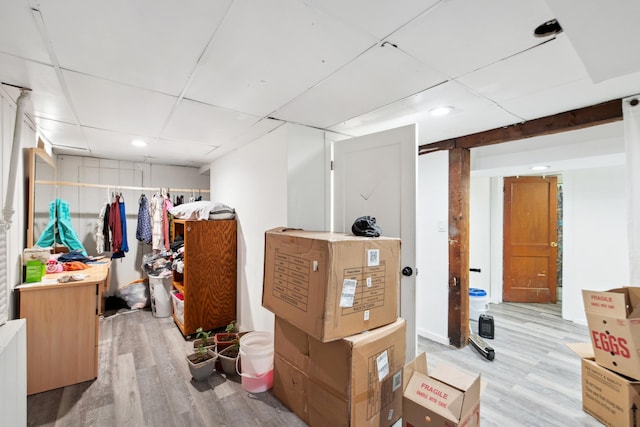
[550,242,558,247]
[402,267,413,277]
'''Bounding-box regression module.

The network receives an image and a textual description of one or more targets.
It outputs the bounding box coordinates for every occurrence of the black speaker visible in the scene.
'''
[478,314,494,339]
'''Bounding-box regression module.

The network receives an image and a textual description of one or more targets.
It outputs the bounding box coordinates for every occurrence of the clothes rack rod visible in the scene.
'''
[34,180,210,193]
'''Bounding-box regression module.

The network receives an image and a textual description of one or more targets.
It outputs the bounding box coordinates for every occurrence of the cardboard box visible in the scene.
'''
[273,316,406,427]
[263,227,400,342]
[402,353,481,427]
[582,287,640,380]
[569,342,640,427]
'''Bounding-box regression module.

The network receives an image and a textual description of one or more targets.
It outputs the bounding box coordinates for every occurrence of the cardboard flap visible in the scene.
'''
[627,286,640,318]
[403,352,428,391]
[582,288,630,317]
[567,342,595,359]
[430,363,478,391]
[405,371,465,422]
[430,363,481,419]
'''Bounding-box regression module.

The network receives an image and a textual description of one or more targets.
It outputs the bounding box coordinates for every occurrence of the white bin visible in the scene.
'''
[148,275,172,318]
[469,288,489,321]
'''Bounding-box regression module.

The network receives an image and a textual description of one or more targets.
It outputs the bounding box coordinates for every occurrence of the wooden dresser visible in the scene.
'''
[171,219,237,336]
[17,261,110,395]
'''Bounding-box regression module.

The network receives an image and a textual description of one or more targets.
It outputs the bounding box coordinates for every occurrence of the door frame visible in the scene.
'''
[418,99,622,348]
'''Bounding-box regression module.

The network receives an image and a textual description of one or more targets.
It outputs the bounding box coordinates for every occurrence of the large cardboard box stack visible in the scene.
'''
[573,287,640,426]
[262,227,404,426]
[262,227,400,342]
[273,316,406,427]
[402,353,481,427]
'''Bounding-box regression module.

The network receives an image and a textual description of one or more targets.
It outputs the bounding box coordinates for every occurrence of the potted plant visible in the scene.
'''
[217,336,240,376]
[186,327,217,381]
[214,320,239,352]
[193,328,216,351]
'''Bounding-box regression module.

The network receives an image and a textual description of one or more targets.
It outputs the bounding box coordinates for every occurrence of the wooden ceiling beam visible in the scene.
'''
[418,98,623,154]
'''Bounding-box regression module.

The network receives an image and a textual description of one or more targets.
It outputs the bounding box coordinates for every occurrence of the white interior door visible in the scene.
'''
[333,124,417,360]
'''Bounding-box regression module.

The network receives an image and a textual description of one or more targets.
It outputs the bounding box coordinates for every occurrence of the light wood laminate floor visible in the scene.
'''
[28,302,602,426]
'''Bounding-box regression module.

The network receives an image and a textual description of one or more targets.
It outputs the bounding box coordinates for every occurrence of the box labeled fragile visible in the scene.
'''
[402,353,481,427]
[569,342,640,427]
[273,316,406,426]
[582,287,640,380]
[262,227,400,342]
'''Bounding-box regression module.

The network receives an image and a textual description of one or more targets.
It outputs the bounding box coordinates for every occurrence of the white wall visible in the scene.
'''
[50,155,209,294]
[416,150,449,344]
[286,124,327,231]
[562,166,628,324]
[210,125,289,333]
[210,123,329,333]
[474,166,628,322]
[469,176,491,294]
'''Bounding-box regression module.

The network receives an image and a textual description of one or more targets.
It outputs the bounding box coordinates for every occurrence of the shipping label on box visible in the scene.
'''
[274,316,406,426]
[582,288,640,380]
[403,353,481,427]
[263,228,400,342]
[568,343,640,427]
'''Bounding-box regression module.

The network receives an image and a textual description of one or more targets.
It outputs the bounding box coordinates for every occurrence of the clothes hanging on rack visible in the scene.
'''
[96,202,107,254]
[136,194,152,244]
[109,195,123,254]
[162,195,173,252]
[36,198,88,256]
[119,195,129,255]
[102,202,111,252]
[150,194,164,251]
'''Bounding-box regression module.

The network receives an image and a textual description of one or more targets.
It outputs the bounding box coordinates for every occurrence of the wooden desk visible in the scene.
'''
[17,261,110,395]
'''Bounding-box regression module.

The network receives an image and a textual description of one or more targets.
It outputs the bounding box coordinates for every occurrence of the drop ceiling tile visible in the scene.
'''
[162,98,262,145]
[272,43,447,128]
[37,0,232,95]
[82,127,214,167]
[302,0,440,39]
[0,52,76,123]
[148,139,218,167]
[186,0,378,117]
[330,81,521,143]
[545,0,640,83]
[457,35,589,105]
[63,70,176,136]
[36,118,88,151]
[0,2,50,63]
[204,117,285,161]
[501,71,640,121]
[391,0,556,78]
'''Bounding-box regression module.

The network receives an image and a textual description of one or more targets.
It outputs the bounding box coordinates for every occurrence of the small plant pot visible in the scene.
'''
[193,337,216,350]
[214,332,239,352]
[186,349,217,382]
[218,345,240,376]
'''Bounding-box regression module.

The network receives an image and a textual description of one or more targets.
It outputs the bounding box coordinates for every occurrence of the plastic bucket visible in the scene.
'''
[149,275,172,318]
[236,331,274,393]
[469,288,489,321]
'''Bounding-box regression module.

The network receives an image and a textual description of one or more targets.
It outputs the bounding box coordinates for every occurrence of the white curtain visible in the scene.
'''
[624,95,640,285]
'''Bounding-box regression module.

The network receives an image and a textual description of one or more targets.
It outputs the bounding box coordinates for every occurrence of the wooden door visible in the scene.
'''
[333,124,417,360]
[503,176,558,303]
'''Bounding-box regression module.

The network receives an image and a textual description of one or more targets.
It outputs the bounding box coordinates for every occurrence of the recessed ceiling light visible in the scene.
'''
[530,165,550,171]
[429,106,454,117]
[131,139,147,147]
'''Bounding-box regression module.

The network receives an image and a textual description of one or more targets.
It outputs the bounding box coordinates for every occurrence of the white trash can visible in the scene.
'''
[469,288,489,321]
[148,275,172,318]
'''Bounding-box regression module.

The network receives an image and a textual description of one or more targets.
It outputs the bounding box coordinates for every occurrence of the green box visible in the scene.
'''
[25,260,45,283]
